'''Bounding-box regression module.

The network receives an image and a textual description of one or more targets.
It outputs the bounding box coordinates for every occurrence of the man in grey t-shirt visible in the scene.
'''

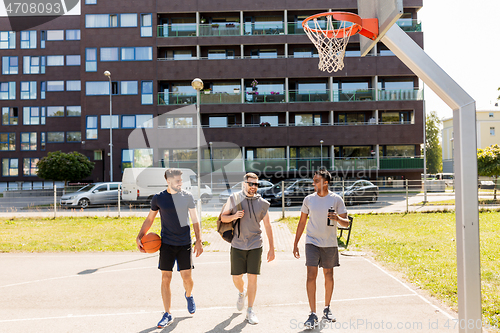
[221,172,275,325]
[293,169,350,330]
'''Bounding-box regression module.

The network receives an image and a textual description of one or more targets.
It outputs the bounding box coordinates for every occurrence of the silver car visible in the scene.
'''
[218,180,274,203]
[60,182,122,209]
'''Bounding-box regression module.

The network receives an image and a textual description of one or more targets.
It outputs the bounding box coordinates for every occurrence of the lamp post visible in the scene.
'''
[191,78,203,220]
[320,140,324,168]
[209,142,213,191]
[104,70,113,182]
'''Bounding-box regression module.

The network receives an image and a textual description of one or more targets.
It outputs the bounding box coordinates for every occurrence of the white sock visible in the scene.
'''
[248,307,253,312]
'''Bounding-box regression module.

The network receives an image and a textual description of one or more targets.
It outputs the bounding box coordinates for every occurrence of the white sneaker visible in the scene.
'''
[236,289,247,311]
[246,308,259,325]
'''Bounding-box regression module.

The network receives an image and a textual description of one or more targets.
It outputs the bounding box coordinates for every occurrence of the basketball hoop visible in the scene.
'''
[302,12,379,73]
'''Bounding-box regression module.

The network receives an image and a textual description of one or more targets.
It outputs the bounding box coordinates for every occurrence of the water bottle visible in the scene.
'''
[327,207,335,226]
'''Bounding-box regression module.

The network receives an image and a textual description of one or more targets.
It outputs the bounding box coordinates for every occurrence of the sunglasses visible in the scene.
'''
[245,182,259,187]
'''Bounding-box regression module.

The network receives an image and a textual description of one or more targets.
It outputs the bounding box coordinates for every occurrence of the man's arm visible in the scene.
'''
[293,212,308,259]
[189,207,203,257]
[329,212,349,228]
[136,209,158,253]
[221,197,244,223]
[262,212,275,262]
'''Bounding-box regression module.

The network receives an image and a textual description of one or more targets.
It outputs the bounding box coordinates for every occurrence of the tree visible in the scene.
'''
[425,111,442,174]
[37,151,94,189]
[477,144,500,200]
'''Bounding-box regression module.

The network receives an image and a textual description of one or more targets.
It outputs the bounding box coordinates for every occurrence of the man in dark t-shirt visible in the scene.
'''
[136,168,203,328]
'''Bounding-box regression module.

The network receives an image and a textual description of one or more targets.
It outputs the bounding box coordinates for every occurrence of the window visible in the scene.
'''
[47,132,64,143]
[100,115,119,129]
[121,115,136,128]
[66,80,81,91]
[23,107,45,125]
[40,132,46,150]
[173,50,193,60]
[0,82,16,100]
[136,115,153,128]
[46,81,64,91]
[86,48,97,72]
[141,81,153,104]
[23,158,39,176]
[0,31,16,49]
[110,14,118,27]
[86,116,98,139]
[121,47,153,61]
[66,55,80,66]
[47,106,64,117]
[120,14,137,27]
[40,31,46,48]
[2,107,18,125]
[47,55,64,66]
[120,81,138,95]
[2,158,18,176]
[491,127,496,136]
[384,145,416,157]
[21,132,37,151]
[46,30,64,41]
[208,50,227,60]
[122,149,153,169]
[141,14,152,37]
[66,131,81,142]
[86,81,109,95]
[23,56,45,74]
[489,113,494,118]
[94,150,102,160]
[2,56,18,74]
[209,116,228,128]
[0,133,15,151]
[66,106,81,117]
[66,30,81,40]
[251,49,278,59]
[100,47,119,61]
[40,81,46,99]
[260,115,279,126]
[85,0,97,4]
[295,114,321,126]
[20,31,36,49]
[20,81,37,99]
[166,116,193,128]
[86,14,110,28]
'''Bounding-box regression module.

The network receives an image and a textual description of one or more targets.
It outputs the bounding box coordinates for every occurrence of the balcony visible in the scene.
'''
[157,24,197,37]
[396,19,422,32]
[199,23,241,36]
[158,89,423,105]
[160,157,423,173]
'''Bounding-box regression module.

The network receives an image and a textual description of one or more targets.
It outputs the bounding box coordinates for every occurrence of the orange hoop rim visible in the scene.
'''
[302,12,378,40]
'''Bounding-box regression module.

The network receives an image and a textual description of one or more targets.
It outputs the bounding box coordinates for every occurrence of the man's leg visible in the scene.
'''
[180,269,194,297]
[323,268,334,306]
[232,274,245,293]
[161,271,173,313]
[306,266,318,313]
[247,274,258,307]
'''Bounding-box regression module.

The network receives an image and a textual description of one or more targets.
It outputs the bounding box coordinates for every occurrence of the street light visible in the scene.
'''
[209,142,213,191]
[320,140,324,168]
[191,78,203,220]
[104,70,113,182]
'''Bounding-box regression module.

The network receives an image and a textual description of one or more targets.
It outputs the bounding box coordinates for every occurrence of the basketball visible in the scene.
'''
[141,233,162,253]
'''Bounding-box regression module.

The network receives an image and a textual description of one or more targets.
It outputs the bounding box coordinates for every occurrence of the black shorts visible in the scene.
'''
[158,243,193,272]
[230,247,263,275]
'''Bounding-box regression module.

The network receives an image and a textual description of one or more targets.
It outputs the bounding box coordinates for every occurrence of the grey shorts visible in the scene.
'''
[305,244,340,268]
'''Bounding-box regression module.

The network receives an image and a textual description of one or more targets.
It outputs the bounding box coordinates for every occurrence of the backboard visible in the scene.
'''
[358,0,403,56]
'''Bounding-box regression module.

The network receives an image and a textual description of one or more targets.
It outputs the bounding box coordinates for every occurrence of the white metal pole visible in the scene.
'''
[197,89,202,221]
[382,25,482,333]
[423,101,428,203]
[54,184,57,219]
[281,180,285,219]
[118,183,121,218]
[109,77,113,182]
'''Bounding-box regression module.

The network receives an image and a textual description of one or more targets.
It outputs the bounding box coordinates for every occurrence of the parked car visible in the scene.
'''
[336,180,378,205]
[218,180,274,203]
[60,182,122,209]
[262,178,315,206]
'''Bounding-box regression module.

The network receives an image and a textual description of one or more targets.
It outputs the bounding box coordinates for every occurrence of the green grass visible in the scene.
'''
[280,212,500,330]
[0,216,218,252]
[412,199,500,206]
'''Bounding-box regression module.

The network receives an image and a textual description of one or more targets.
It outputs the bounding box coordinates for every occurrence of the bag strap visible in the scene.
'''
[233,192,242,238]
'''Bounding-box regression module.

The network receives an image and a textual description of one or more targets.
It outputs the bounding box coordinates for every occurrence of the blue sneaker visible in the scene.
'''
[185,292,196,314]
[157,312,173,328]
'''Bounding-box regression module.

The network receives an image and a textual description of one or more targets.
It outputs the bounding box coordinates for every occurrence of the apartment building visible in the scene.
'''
[442,103,500,173]
[0,0,424,189]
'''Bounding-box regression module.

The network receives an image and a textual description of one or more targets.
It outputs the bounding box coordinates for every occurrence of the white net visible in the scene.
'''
[303,15,355,73]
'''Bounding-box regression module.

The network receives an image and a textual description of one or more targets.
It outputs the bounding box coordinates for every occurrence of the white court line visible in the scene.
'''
[362,257,456,320]
[0,294,418,323]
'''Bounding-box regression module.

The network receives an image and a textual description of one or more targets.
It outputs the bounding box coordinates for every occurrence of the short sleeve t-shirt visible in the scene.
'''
[151,189,196,246]
[301,191,347,247]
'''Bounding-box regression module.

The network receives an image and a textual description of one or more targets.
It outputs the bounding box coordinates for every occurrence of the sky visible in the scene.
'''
[417,0,500,120]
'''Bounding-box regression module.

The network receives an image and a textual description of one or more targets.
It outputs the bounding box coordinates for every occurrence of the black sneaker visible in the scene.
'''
[322,306,336,322]
[304,312,318,330]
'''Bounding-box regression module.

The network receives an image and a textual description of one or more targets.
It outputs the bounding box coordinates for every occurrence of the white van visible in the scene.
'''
[121,168,212,204]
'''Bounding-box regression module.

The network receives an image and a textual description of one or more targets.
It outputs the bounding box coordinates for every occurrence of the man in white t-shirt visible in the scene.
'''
[293,169,350,330]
